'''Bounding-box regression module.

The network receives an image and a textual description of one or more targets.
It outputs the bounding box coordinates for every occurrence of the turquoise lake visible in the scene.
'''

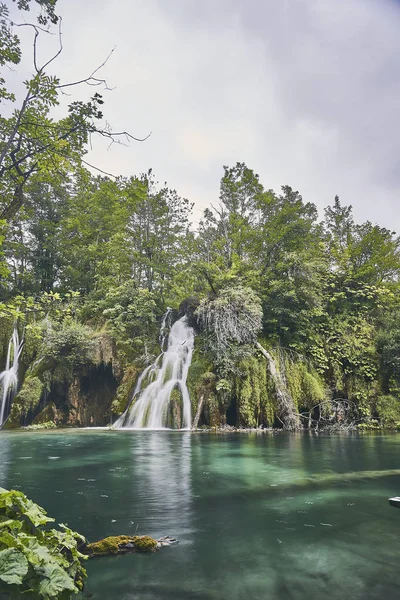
[0,430,399,599]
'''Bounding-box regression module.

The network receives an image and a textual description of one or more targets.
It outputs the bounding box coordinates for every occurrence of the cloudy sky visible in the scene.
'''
[11,0,400,228]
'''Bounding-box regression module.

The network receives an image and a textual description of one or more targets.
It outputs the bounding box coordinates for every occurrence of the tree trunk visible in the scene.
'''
[256,342,301,431]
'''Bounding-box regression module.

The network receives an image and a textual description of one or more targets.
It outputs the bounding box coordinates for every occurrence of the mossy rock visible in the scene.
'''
[187,350,216,424]
[86,535,132,556]
[86,534,157,556]
[166,388,183,428]
[132,535,157,552]
[111,366,140,415]
[6,376,44,428]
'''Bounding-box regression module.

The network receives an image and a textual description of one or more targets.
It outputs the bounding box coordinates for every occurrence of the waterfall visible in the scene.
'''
[115,313,194,430]
[0,327,24,427]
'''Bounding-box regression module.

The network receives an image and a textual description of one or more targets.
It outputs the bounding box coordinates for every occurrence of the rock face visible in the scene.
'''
[85,535,178,557]
[32,364,119,427]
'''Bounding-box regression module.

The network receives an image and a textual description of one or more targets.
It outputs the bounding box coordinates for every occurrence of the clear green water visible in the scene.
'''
[0,430,400,599]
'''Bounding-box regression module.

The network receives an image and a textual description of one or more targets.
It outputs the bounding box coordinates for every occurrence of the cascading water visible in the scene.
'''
[115,313,194,430]
[0,327,24,427]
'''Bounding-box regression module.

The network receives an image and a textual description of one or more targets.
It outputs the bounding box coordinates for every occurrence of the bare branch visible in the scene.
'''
[40,17,63,72]
[98,130,152,143]
[56,47,116,91]
[79,158,117,178]
[33,27,39,72]
[10,20,54,35]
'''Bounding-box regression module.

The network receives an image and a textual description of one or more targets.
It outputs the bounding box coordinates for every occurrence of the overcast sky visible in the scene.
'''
[11,0,400,229]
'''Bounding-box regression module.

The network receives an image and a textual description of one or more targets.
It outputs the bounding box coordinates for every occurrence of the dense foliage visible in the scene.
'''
[0,487,86,598]
[1,1,400,431]
[1,156,399,430]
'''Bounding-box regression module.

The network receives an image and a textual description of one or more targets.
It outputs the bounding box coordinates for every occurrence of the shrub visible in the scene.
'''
[196,286,262,377]
[41,320,96,382]
[24,421,57,430]
[0,488,87,598]
[196,286,262,349]
[375,395,400,427]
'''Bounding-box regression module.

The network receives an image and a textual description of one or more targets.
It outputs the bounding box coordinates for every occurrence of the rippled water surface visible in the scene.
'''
[0,430,400,599]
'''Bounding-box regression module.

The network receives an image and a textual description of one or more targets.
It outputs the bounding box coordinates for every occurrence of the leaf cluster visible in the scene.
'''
[0,487,86,599]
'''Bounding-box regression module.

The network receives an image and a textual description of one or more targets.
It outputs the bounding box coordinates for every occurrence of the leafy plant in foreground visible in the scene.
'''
[0,488,87,598]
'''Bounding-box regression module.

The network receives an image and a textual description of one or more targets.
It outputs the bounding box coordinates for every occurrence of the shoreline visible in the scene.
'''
[0,425,398,435]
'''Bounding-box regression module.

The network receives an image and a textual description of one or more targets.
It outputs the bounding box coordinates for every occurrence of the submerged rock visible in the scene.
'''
[156,535,178,549]
[85,534,177,557]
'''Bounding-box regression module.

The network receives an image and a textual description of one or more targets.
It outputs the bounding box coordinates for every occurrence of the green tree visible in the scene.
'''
[0,1,146,221]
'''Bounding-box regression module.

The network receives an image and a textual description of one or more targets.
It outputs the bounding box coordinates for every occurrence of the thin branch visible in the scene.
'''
[56,47,116,91]
[40,17,63,72]
[98,130,152,143]
[33,28,39,73]
[80,159,116,178]
[10,21,54,35]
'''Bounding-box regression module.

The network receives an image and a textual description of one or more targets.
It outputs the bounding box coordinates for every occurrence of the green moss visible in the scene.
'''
[86,535,157,556]
[206,393,221,427]
[132,535,157,552]
[111,366,140,414]
[16,375,43,408]
[279,353,326,411]
[235,356,274,427]
[187,345,212,392]
[167,387,183,429]
[302,372,325,405]
[86,536,132,556]
[283,357,303,409]
[375,395,400,427]
[170,388,182,404]
[187,347,215,422]
[24,421,57,430]
[162,363,174,384]
[7,375,44,427]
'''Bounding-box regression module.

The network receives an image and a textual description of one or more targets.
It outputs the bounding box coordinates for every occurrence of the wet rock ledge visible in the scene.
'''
[84,535,178,557]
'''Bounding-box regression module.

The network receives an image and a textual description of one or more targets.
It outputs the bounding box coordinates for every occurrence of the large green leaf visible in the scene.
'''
[0,548,28,585]
[0,518,22,531]
[17,535,53,567]
[0,531,18,549]
[38,564,77,597]
[21,499,54,527]
[0,490,53,527]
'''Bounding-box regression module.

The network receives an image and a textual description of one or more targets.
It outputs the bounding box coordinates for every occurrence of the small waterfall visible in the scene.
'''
[0,327,24,427]
[159,307,172,350]
[115,313,194,430]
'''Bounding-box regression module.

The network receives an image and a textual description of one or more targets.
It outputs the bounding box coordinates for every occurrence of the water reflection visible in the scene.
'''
[128,432,193,539]
[0,435,10,487]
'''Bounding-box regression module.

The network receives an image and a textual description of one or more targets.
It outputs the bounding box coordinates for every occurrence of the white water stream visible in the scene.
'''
[0,327,24,427]
[115,313,194,429]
